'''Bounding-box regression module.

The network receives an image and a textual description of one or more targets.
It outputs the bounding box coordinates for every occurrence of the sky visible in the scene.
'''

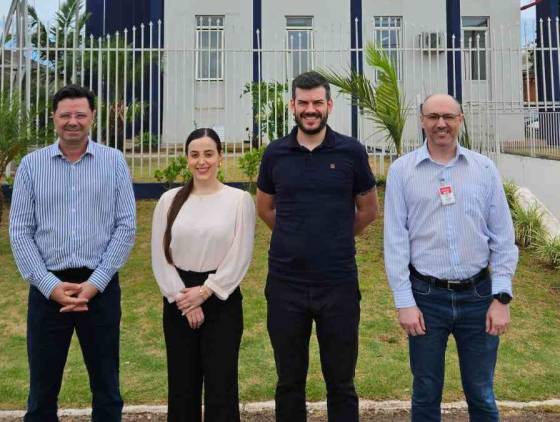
[0,0,539,33]
[1,0,61,28]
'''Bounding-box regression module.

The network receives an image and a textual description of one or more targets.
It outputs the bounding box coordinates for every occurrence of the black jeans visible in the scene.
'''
[265,276,361,422]
[163,269,243,422]
[25,268,122,422]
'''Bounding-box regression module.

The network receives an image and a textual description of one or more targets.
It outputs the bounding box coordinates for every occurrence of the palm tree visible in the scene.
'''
[319,42,409,157]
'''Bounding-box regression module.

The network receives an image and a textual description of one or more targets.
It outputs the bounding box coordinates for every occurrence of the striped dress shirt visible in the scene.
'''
[9,140,136,299]
[383,142,518,309]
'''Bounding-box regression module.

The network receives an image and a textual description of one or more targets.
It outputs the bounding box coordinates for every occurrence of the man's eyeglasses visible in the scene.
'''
[421,113,461,122]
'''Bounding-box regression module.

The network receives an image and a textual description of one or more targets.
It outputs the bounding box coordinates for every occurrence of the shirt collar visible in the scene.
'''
[287,125,336,150]
[50,138,96,159]
[415,140,469,167]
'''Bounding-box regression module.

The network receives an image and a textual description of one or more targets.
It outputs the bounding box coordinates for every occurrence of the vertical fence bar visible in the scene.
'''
[105,34,111,147]
[131,26,137,177]
[35,22,41,138]
[63,25,68,86]
[140,24,145,177]
[148,21,154,175]
[44,25,51,144]
[114,31,119,151]
[96,36,102,144]
[157,20,162,169]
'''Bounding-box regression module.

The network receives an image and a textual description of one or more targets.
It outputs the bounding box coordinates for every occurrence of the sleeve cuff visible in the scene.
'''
[88,268,113,292]
[204,278,229,301]
[393,288,417,309]
[491,277,513,297]
[37,272,61,299]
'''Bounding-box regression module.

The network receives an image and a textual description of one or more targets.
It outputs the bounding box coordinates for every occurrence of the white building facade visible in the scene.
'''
[161,0,523,150]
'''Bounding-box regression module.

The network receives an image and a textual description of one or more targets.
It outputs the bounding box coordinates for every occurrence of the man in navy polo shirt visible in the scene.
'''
[256,71,379,421]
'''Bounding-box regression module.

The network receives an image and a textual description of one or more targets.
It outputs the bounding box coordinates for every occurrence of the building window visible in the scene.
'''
[286,16,314,78]
[373,16,402,80]
[462,16,489,81]
[195,15,224,81]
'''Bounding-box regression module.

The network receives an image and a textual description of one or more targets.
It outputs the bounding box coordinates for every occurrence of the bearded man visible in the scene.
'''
[256,71,379,422]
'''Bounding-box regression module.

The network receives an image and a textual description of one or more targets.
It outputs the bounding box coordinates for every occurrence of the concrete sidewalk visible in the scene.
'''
[1,399,559,420]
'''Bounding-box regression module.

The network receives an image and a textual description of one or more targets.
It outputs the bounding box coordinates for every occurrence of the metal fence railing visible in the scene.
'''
[2,15,560,180]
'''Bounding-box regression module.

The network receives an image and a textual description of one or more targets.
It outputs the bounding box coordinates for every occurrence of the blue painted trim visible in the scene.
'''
[350,0,363,139]
[446,0,462,103]
[536,0,560,108]
[536,0,560,145]
[85,0,104,37]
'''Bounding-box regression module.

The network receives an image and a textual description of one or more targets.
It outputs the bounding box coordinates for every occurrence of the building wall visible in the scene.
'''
[260,0,351,135]
[158,0,522,144]
[163,0,253,143]
[498,153,560,218]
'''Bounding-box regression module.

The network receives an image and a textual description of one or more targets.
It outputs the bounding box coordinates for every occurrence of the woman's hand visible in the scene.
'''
[175,287,205,313]
[184,306,205,329]
[176,285,213,313]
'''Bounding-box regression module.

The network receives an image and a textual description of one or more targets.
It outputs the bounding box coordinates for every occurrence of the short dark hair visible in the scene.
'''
[52,85,96,112]
[291,71,331,101]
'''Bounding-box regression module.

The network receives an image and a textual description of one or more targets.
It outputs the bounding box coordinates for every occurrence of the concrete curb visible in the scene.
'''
[1,399,559,417]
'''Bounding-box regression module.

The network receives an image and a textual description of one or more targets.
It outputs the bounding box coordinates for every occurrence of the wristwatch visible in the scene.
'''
[493,292,512,304]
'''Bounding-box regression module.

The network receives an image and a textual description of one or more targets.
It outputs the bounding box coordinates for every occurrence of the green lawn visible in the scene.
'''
[0,195,559,409]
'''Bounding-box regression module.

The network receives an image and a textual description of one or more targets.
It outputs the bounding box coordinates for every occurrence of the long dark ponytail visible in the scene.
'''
[163,127,222,264]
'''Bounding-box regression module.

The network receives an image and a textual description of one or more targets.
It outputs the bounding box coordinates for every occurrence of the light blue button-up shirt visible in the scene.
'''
[383,142,518,308]
[9,140,136,298]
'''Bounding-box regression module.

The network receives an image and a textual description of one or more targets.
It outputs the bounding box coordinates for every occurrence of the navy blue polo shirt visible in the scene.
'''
[257,125,376,284]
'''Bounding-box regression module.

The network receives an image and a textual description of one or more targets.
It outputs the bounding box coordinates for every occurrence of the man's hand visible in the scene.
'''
[59,281,98,313]
[398,306,426,336]
[50,282,89,312]
[184,306,205,329]
[486,300,510,336]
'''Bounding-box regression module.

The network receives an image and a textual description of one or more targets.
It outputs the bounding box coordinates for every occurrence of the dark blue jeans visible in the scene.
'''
[409,273,500,422]
[266,276,360,422]
[25,268,122,422]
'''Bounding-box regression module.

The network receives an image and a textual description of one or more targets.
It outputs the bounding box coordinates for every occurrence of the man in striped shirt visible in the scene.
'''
[9,85,136,422]
[383,94,518,422]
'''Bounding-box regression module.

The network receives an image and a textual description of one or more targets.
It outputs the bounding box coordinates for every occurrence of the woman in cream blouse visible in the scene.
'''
[151,128,255,421]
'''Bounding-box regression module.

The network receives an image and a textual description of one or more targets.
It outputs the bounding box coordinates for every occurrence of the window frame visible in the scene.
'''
[462,16,489,81]
[285,16,314,78]
[195,15,225,81]
[372,16,403,81]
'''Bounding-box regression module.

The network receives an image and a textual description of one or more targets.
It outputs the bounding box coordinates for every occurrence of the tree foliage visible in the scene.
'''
[319,42,409,156]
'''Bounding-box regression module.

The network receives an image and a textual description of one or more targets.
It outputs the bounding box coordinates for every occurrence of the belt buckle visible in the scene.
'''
[446,280,462,290]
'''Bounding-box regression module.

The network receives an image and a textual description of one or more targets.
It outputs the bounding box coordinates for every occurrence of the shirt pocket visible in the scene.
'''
[461,183,489,219]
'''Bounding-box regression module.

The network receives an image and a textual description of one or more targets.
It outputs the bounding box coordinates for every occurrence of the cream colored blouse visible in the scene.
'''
[151,185,256,302]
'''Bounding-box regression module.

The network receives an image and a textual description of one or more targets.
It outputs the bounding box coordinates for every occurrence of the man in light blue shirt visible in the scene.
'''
[9,85,136,422]
[384,94,518,422]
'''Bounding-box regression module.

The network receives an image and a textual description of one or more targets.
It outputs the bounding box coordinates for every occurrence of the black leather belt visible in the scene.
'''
[409,265,489,291]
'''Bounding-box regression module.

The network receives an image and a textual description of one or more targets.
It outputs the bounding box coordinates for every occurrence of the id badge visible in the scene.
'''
[439,185,456,206]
